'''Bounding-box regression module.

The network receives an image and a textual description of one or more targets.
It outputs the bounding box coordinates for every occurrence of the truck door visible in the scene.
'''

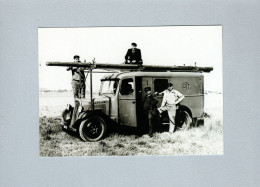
[135,77,153,128]
[118,78,137,127]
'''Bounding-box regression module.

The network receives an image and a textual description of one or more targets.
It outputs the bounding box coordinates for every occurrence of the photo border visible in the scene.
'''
[1,1,259,186]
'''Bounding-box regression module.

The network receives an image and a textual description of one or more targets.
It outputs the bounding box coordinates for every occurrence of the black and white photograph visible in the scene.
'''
[2,0,260,186]
[39,26,223,156]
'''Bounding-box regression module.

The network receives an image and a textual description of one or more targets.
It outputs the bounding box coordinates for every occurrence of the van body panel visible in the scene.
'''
[82,71,205,127]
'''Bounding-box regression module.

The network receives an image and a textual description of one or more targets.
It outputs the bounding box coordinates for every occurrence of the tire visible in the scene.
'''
[175,110,192,131]
[79,116,107,142]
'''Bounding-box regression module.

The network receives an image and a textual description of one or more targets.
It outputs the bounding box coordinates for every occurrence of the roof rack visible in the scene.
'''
[46,62,213,73]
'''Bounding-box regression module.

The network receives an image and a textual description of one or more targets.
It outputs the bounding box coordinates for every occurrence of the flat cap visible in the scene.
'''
[73,55,80,59]
[168,83,173,87]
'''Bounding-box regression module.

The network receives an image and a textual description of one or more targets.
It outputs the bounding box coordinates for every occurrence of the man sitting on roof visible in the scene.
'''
[125,43,143,65]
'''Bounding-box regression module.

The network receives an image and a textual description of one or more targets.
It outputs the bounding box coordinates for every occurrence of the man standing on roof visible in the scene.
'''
[156,83,185,133]
[67,55,86,99]
[125,43,143,65]
[143,87,159,137]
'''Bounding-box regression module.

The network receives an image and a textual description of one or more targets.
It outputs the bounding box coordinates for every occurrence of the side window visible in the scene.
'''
[154,79,168,93]
[120,78,134,95]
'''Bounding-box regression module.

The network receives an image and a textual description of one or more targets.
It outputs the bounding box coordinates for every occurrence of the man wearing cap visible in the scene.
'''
[156,83,185,133]
[143,87,159,137]
[67,55,85,99]
[125,43,143,65]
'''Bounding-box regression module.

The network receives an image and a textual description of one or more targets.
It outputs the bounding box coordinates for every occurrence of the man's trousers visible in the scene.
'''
[71,81,85,99]
[158,104,176,133]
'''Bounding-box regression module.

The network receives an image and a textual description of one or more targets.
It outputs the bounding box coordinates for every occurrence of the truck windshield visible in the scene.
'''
[100,80,118,95]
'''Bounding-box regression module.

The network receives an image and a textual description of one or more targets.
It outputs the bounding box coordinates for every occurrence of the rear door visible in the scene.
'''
[118,77,137,127]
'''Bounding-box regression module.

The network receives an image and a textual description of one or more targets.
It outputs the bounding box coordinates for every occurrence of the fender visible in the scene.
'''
[73,110,111,130]
[176,104,192,118]
[61,104,73,126]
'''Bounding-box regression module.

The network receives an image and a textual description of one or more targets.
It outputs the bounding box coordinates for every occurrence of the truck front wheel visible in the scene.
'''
[79,116,107,142]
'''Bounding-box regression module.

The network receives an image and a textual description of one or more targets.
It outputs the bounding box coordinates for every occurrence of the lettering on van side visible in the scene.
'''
[182,82,191,90]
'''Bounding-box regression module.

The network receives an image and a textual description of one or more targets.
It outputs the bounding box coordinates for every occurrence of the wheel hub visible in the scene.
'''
[88,122,100,135]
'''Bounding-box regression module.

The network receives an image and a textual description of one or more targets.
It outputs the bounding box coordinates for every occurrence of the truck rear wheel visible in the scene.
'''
[175,110,192,131]
[79,116,107,142]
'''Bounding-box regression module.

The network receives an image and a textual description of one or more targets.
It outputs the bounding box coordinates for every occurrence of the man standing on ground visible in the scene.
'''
[67,55,85,99]
[156,83,185,133]
[143,87,159,137]
[125,43,143,65]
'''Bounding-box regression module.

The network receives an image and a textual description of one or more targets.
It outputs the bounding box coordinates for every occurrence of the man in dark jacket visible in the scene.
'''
[67,55,85,99]
[125,43,143,65]
[143,87,159,137]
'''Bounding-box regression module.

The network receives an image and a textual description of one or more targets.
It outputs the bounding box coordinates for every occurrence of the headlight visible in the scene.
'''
[78,106,83,113]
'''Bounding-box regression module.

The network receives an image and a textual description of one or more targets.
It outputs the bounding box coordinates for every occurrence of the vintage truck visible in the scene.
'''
[46,62,213,141]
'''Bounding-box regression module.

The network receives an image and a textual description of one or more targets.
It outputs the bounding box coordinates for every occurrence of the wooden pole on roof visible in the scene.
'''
[46,62,213,73]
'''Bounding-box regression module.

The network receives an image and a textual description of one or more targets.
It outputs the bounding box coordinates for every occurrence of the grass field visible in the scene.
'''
[39,92,223,156]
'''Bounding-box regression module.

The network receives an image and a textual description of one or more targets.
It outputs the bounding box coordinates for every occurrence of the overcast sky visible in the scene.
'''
[39,26,222,92]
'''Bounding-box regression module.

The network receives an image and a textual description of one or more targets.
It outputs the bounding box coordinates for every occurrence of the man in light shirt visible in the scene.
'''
[155,83,185,133]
